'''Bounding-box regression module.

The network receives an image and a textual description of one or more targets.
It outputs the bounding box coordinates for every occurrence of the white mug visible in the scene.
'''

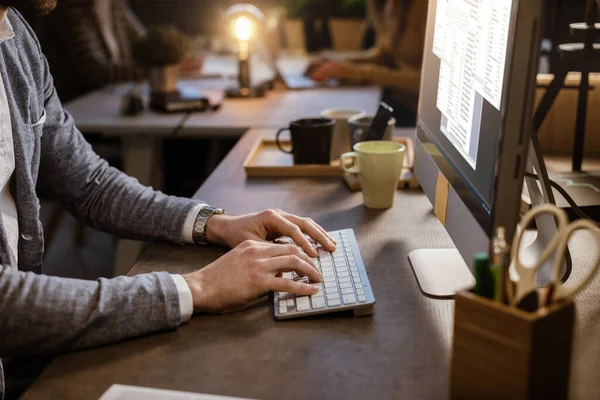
[321,109,366,161]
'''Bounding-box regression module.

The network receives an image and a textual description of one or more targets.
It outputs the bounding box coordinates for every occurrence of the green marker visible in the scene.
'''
[474,252,494,299]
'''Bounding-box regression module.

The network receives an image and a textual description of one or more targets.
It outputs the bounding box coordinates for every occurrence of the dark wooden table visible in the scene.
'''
[24,129,600,400]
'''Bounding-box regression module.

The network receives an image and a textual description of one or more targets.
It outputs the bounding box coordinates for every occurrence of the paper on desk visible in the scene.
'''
[99,384,256,400]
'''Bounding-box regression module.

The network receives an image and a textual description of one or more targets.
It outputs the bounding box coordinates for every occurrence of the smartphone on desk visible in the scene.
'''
[359,102,394,142]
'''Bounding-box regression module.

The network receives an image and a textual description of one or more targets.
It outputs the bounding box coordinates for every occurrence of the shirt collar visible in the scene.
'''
[0,13,15,43]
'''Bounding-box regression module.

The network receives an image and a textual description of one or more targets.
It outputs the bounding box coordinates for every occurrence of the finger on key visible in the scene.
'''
[276,211,336,251]
[267,213,319,257]
[275,209,332,242]
[266,243,319,272]
[265,255,322,283]
[268,277,318,296]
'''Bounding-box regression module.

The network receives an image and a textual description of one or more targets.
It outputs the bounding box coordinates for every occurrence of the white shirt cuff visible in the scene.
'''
[170,274,194,324]
[182,203,207,244]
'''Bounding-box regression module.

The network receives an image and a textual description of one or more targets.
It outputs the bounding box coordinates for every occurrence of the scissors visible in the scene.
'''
[508,204,600,310]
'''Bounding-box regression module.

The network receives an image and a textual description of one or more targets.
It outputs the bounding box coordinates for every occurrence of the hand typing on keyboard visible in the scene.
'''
[184,240,324,313]
[183,209,336,313]
[204,209,337,258]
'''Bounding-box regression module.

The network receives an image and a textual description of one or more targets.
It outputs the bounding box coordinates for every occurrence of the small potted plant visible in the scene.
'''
[330,0,367,51]
[132,25,190,93]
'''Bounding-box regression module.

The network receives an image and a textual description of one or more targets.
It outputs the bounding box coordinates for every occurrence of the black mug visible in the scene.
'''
[276,118,335,165]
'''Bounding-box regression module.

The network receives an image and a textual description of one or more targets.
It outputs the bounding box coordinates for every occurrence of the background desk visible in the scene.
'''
[23,129,600,400]
[64,53,380,275]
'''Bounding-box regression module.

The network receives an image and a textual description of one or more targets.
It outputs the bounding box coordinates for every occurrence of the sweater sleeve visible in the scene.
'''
[0,267,181,358]
[36,15,203,244]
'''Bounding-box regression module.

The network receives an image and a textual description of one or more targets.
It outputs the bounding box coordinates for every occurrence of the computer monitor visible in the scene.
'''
[410,0,547,296]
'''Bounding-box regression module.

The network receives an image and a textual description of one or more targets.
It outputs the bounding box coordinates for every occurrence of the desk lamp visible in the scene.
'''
[225,4,266,98]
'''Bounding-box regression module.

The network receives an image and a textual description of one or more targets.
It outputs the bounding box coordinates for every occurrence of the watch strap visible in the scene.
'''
[192,206,225,245]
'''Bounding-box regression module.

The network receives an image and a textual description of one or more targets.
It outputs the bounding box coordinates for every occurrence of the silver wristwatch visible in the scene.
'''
[192,206,226,245]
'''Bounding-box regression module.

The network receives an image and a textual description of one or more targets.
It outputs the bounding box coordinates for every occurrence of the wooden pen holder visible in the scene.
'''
[450,291,575,400]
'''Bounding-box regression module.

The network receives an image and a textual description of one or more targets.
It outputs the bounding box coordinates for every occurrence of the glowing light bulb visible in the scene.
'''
[234,16,253,41]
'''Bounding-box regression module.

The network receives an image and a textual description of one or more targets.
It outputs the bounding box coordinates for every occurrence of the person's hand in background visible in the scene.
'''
[206,209,337,258]
[304,57,330,77]
[309,60,342,82]
[183,240,323,313]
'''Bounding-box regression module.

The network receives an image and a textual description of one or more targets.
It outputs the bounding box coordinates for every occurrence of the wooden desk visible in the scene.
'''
[23,129,600,399]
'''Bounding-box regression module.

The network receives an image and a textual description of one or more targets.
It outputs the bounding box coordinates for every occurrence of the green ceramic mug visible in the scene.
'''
[340,141,406,209]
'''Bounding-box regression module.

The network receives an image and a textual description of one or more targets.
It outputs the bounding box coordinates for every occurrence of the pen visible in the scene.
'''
[474,252,494,299]
[491,227,510,305]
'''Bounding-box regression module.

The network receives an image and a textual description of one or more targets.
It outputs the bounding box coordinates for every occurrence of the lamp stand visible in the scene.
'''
[226,40,266,98]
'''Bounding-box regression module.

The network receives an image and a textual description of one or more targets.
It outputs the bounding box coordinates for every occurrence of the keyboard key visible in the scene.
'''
[318,249,331,258]
[328,298,341,307]
[279,305,287,314]
[356,288,365,295]
[338,276,351,283]
[282,272,293,279]
[326,293,340,301]
[278,292,290,299]
[358,295,366,302]
[337,271,349,278]
[339,282,352,289]
[343,294,357,304]
[286,299,295,308]
[312,297,325,309]
[296,296,311,311]
[355,283,362,289]
[325,281,337,288]
[325,287,338,294]
[341,287,354,295]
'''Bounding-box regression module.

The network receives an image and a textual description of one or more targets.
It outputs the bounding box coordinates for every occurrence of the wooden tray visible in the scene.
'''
[243,136,420,190]
[243,139,342,177]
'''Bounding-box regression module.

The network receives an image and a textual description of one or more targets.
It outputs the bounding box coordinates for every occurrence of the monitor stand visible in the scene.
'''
[408,137,570,298]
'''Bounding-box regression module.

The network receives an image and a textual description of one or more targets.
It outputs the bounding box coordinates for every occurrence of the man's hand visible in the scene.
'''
[303,57,329,77]
[205,209,336,258]
[310,60,342,83]
[183,240,323,313]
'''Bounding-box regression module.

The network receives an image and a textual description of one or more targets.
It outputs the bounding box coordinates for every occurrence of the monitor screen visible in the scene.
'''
[417,0,515,214]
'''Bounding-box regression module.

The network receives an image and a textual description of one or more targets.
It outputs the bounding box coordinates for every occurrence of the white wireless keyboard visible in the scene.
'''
[274,229,375,320]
